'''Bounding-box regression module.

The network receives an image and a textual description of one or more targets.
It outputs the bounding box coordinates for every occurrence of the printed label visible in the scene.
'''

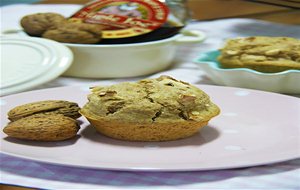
[70,0,169,38]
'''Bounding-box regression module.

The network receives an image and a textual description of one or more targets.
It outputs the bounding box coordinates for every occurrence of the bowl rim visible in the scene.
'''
[194,50,300,76]
[3,28,206,47]
[64,34,181,47]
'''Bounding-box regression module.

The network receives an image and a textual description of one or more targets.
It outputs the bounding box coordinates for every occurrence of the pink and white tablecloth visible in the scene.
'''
[1,4,300,190]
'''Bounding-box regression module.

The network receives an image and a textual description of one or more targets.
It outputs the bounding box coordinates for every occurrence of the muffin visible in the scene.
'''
[80,76,220,141]
[218,36,300,73]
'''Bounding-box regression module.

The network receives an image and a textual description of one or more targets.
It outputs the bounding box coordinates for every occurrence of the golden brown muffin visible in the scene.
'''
[3,114,80,141]
[218,36,300,73]
[20,13,66,36]
[42,22,104,44]
[80,76,220,141]
[7,100,81,121]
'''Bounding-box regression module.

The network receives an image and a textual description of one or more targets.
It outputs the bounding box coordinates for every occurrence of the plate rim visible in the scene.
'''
[2,84,299,100]
[1,151,299,172]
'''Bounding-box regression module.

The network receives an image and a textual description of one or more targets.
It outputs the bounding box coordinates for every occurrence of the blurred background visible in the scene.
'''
[1,0,300,24]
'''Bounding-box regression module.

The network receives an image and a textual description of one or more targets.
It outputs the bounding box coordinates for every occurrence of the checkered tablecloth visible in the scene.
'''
[1,154,300,189]
[1,4,300,190]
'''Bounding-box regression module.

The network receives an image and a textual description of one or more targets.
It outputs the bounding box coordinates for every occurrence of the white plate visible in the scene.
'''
[0,85,299,171]
[0,36,73,96]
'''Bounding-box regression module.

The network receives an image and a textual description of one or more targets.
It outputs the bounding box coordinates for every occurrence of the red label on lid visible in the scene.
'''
[70,0,169,38]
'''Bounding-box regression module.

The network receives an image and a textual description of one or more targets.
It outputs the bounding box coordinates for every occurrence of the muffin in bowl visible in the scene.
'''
[217,36,300,73]
[80,76,220,141]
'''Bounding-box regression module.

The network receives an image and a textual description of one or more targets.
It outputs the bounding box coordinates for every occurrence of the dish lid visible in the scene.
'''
[0,36,73,96]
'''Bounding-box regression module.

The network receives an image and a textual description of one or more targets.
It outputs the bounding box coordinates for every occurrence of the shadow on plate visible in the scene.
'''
[3,135,81,147]
[80,125,220,148]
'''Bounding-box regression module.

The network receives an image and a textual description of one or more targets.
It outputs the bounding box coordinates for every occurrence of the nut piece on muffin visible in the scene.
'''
[217,36,300,73]
[80,76,220,141]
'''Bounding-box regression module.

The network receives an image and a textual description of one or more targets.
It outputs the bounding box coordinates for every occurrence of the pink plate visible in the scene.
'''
[1,85,299,171]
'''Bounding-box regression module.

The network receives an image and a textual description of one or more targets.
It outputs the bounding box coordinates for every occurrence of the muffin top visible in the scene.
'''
[80,76,220,124]
[219,36,300,60]
[217,36,300,72]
